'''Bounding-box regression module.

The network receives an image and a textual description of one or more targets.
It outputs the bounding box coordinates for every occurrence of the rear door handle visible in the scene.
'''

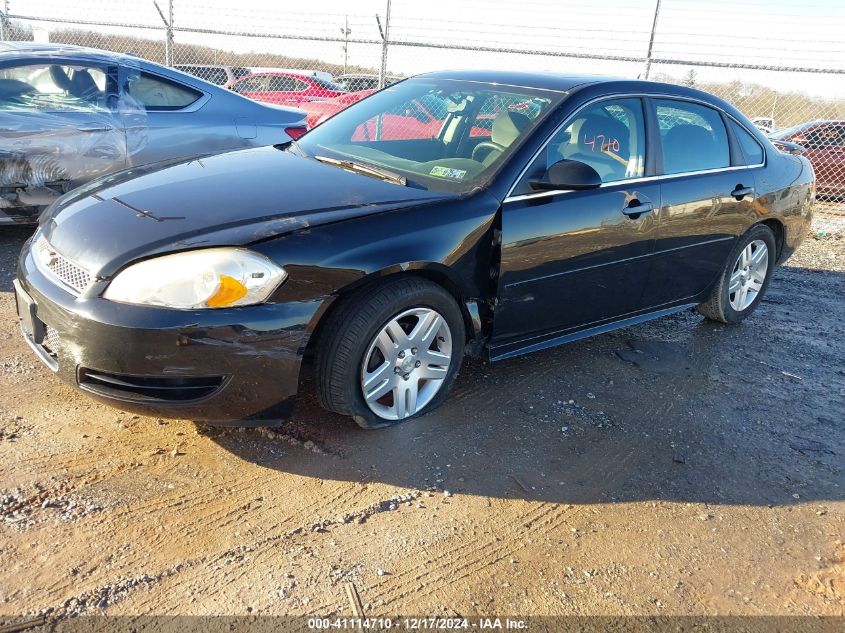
[731,185,754,200]
[622,199,654,217]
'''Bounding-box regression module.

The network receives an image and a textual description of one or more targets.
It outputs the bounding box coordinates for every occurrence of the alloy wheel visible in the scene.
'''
[729,239,769,311]
[360,307,453,420]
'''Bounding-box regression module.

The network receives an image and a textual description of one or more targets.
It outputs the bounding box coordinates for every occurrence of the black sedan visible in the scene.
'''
[14,71,815,429]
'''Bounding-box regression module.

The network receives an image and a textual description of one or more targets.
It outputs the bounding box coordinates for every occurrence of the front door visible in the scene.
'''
[492,97,658,357]
[0,60,125,197]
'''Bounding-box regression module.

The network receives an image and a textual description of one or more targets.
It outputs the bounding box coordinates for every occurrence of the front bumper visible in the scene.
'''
[15,239,322,424]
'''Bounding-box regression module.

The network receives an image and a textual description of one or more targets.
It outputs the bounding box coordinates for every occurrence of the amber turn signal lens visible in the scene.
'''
[206,275,248,308]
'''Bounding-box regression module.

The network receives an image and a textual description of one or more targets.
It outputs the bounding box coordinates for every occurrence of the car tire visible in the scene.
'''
[315,277,465,429]
[697,224,777,324]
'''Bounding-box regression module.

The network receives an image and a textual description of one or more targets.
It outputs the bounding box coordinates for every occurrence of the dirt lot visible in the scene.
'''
[0,211,843,623]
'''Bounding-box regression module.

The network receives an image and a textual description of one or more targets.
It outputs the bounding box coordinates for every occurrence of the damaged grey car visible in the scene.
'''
[0,42,307,225]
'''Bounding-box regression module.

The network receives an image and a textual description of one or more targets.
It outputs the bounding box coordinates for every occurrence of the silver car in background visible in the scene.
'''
[0,42,307,224]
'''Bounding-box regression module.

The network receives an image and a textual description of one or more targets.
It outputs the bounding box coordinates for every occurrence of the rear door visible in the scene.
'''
[120,68,241,167]
[492,97,659,357]
[643,98,757,308]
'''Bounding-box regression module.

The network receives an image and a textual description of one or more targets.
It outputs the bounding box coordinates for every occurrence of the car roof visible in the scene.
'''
[0,41,139,65]
[175,64,228,69]
[238,71,315,80]
[413,69,736,101]
[415,69,619,92]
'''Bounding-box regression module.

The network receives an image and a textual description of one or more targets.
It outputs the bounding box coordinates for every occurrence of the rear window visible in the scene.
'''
[128,72,202,110]
[655,99,730,174]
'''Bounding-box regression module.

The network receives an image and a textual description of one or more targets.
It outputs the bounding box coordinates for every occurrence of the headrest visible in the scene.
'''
[49,65,74,91]
[663,124,719,172]
[491,111,531,147]
[70,69,99,98]
[577,115,629,155]
[664,124,715,148]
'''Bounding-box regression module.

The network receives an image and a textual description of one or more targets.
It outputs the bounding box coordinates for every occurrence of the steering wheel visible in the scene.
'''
[472,141,505,163]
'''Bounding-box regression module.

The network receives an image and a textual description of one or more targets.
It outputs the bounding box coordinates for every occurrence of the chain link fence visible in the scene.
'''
[2,0,844,214]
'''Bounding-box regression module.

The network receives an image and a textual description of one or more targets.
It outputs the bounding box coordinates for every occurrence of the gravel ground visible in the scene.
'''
[0,212,843,622]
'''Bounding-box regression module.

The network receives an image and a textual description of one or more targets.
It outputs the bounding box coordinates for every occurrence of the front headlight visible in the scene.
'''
[103,248,287,309]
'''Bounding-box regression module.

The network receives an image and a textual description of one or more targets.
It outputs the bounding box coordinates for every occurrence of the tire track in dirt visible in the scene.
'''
[46,488,425,617]
[346,389,674,611]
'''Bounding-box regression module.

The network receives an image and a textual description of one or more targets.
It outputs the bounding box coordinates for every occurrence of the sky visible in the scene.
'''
[8,0,845,99]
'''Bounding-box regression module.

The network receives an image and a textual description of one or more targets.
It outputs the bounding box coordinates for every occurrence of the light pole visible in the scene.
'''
[340,15,351,75]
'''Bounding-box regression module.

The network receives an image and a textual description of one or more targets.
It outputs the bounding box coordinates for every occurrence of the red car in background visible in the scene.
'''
[302,89,375,128]
[301,90,527,143]
[770,120,845,197]
[230,72,347,107]
[302,90,450,139]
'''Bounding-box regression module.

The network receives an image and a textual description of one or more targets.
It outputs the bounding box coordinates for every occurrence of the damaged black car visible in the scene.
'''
[15,71,814,429]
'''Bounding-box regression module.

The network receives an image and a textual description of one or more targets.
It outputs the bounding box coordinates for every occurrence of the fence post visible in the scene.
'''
[341,15,351,75]
[0,0,9,42]
[166,0,174,66]
[154,0,174,66]
[378,0,391,89]
[643,0,662,79]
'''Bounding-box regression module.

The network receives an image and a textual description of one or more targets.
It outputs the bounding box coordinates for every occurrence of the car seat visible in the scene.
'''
[471,111,531,166]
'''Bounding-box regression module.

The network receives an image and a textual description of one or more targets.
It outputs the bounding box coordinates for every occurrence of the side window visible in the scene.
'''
[655,99,730,174]
[232,76,265,93]
[730,120,764,165]
[128,73,202,110]
[266,76,297,91]
[0,63,110,111]
[544,98,646,183]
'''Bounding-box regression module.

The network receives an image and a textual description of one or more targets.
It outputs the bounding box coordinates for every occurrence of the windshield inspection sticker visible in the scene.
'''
[430,166,467,180]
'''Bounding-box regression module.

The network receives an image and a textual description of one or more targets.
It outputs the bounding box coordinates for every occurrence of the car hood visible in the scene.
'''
[40,146,451,277]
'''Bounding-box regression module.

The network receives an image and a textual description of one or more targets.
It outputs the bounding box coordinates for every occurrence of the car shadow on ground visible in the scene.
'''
[209,264,845,508]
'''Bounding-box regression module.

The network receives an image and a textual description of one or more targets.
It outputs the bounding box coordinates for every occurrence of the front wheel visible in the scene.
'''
[315,277,465,429]
[697,224,777,323]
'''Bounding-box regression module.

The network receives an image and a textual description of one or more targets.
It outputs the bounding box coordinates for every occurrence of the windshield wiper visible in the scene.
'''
[314,155,407,186]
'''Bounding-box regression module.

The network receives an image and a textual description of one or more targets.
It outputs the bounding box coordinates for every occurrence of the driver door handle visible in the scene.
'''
[622,199,654,217]
[731,185,755,200]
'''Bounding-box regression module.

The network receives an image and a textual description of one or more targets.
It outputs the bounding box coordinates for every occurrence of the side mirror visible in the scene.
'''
[529,159,602,191]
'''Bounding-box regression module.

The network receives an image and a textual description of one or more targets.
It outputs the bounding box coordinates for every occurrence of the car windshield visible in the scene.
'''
[294,78,562,193]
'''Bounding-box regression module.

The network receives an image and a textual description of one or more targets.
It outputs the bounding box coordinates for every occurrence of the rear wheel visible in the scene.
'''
[697,224,776,323]
[315,277,465,429]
